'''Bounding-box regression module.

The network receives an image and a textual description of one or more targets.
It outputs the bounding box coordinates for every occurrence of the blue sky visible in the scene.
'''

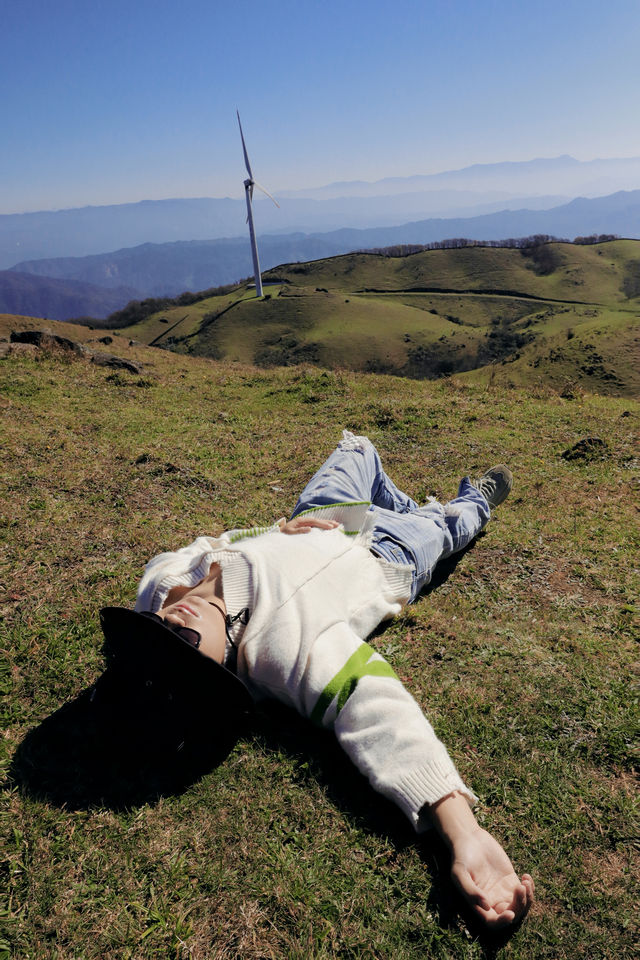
[3,0,640,212]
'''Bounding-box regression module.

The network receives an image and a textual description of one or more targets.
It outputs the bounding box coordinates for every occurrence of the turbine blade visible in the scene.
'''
[253,180,280,208]
[236,110,253,179]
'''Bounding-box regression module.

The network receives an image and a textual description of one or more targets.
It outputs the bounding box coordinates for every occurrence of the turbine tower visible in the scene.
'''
[237,110,279,298]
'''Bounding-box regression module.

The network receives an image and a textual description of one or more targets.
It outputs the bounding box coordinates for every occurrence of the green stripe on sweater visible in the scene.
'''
[228,524,279,543]
[310,642,398,726]
[294,501,370,516]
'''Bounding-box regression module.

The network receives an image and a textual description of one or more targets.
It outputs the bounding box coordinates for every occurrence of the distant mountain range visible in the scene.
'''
[0,271,139,323]
[3,189,639,321]
[279,154,640,199]
[2,155,640,269]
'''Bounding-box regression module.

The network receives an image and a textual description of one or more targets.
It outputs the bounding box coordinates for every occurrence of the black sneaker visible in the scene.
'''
[472,465,513,509]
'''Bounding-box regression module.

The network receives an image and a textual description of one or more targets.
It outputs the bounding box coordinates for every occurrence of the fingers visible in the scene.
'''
[470,891,519,928]
[521,874,535,913]
[281,517,342,535]
[303,518,339,529]
[289,518,339,533]
[453,864,534,929]
[481,878,533,928]
[476,905,516,929]
[514,883,528,915]
[522,873,535,898]
[511,875,534,917]
[451,865,491,911]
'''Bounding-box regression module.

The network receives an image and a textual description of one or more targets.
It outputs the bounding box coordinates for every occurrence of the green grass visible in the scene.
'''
[115,241,640,398]
[1,321,639,958]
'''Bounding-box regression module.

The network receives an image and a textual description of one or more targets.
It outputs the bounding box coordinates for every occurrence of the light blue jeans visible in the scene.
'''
[291,433,490,602]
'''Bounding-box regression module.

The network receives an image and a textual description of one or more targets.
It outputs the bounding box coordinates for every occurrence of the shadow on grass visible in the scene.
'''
[422,533,483,597]
[10,681,522,949]
[252,692,525,953]
[9,683,250,811]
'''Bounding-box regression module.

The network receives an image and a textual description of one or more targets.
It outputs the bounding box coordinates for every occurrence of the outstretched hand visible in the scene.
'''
[450,826,534,928]
[279,517,340,535]
[428,791,534,930]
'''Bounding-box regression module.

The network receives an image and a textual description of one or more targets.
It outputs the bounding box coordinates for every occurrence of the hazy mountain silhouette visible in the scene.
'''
[0,271,140,322]
[3,155,639,269]
[10,190,640,307]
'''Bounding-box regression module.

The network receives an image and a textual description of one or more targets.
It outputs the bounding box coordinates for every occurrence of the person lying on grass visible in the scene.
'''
[98,431,534,929]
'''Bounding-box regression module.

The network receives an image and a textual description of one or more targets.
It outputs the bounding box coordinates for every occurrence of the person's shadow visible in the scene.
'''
[421,534,483,596]
[8,683,244,811]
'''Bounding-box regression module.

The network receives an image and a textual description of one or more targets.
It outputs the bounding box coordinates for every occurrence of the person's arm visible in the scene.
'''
[135,519,340,613]
[297,627,535,928]
[429,790,534,928]
[299,626,479,821]
[279,517,339,535]
[227,516,339,541]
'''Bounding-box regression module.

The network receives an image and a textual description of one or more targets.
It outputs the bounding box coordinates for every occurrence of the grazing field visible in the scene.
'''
[1,320,638,959]
[110,240,640,399]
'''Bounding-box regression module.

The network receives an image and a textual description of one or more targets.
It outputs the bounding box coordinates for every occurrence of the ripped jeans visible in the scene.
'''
[290,431,491,603]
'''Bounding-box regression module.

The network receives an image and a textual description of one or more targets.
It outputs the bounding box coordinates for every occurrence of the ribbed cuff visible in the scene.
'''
[226,522,282,543]
[390,759,478,833]
[295,501,372,534]
[375,557,414,603]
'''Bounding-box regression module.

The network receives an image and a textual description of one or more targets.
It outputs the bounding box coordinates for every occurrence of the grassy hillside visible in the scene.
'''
[2,321,638,958]
[114,241,640,398]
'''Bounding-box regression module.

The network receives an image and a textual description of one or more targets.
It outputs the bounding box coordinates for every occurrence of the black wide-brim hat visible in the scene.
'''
[96,607,254,729]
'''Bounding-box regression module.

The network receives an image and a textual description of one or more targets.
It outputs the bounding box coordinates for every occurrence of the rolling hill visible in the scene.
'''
[109,240,640,398]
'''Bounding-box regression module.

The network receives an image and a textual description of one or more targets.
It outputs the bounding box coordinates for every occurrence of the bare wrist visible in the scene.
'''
[429,790,481,849]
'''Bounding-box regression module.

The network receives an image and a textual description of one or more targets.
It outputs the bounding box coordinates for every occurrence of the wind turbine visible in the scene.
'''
[237,110,279,298]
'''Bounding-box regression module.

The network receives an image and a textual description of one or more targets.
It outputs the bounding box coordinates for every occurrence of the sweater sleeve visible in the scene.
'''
[303,623,477,832]
[134,524,284,612]
[224,521,284,543]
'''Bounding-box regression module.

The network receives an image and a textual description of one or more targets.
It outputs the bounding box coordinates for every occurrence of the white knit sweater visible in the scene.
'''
[135,508,476,830]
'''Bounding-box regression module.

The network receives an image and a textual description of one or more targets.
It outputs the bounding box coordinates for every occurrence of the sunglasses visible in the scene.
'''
[141,605,250,651]
[142,611,201,648]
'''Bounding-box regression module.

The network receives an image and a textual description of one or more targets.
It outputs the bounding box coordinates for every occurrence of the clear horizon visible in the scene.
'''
[4,0,640,214]
[7,153,640,217]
